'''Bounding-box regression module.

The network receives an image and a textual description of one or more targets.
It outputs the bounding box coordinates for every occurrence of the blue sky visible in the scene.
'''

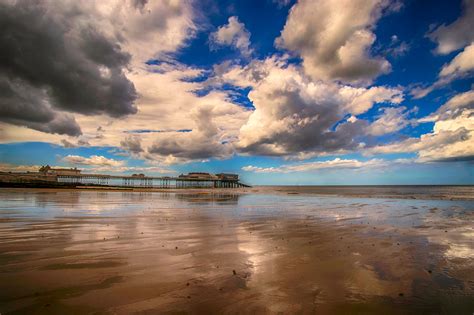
[0,0,473,185]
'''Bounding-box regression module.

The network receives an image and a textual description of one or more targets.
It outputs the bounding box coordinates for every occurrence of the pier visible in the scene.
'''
[57,174,250,188]
[0,167,251,189]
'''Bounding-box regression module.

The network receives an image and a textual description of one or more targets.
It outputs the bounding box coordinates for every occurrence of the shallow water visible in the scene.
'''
[254,185,474,200]
[0,188,473,314]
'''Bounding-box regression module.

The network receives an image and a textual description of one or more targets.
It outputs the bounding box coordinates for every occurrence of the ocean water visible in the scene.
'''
[253,185,474,200]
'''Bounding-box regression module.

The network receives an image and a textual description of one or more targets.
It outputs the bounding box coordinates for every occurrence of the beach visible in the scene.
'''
[0,187,473,314]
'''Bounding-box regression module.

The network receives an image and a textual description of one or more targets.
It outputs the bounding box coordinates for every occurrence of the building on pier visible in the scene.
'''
[179,172,217,180]
[216,173,239,181]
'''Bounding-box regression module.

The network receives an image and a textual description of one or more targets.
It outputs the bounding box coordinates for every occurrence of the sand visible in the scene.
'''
[0,188,473,314]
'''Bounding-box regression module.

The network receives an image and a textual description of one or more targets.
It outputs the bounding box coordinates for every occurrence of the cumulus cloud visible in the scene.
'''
[52,61,249,163]
[108,165,173,174]
[0,162,42,173]
[62,155,125,167]
[1,0,470,170]
[369,122,473,162]
[60,139,78,148]
[438,43,474,80]
[0,2,250,164]
[116,0,197,62]
[339,85,404,115]
[369,91,474,161]
[120,135,143,154]
[367,106,415,136]
[147,97,249,163]
[428,0,474,55]
[80,163,174,174]
[0,161,172,175]
[213,56,403,157]
[416,42,474,96]
[0,0,198,137]
[414,2,474,98]
[242,158,386,173]
[423,89,474,121]
[210,16,253,57]
[411,43,474,99]
[59,138,89,148]
[275,0,394,84]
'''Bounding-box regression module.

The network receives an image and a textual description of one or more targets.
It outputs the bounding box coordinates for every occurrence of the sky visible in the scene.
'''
[0,0,473,185]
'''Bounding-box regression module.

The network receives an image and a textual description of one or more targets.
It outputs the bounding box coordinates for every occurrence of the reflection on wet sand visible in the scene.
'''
[0,189,473,314]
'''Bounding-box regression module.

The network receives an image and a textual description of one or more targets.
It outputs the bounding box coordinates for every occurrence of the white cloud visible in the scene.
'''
[120,135,143,154]
[423,89,474,121]
[60,154,175,173]
[0,0,470,169]
[275,0,393,84]
[368,90,474,162]
[0,0,199,141]
[17,58,249,165]
[369,120,473,162]
[85,0,198,64]
[414,1,474,99]
[62,155,125,167]
[242,158,386,173]
[0,163,42,173]
[428,0,474,55]
[410,85,435,100]
[210,16,253,57]
[0,161,173,175]
[368,106,414,136]
[147,97,250,163]
[439,42,474,79]
[211,56,403,157]
[411,44,474,99]
[339,85,404,115]
[91,165,174,174]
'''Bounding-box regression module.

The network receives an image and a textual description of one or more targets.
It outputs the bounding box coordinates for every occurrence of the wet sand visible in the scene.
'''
[0,188,473,314]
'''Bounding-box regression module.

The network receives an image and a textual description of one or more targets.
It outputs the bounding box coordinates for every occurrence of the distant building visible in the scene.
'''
[178,172,217,180]
[216,173,239,181]
[132,173,145,178]
[39,165,81,176]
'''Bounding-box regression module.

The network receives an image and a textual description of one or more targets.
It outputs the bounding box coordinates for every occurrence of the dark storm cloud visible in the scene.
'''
[0,76,81,136]
[0,0,137,134]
